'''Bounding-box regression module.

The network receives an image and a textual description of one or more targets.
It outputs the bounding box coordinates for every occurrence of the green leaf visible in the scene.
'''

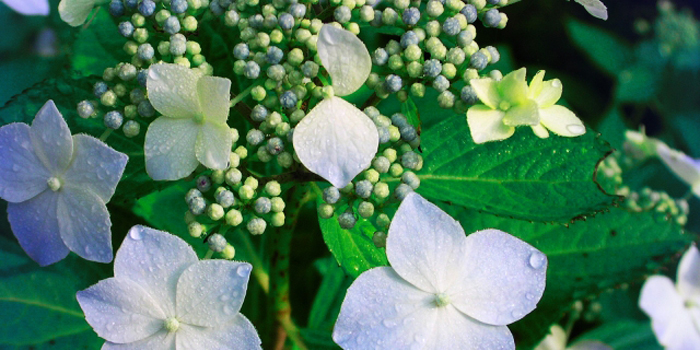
[400,98,420,128]
[0,234,106,348]
[416,114,617,222]
[308,257,351,330]
[567,19,633,75]
[317,198,388,278]
[616,64,659,102]
[70,10,128,77]
[445,205,691,349]
[575,320,661,350]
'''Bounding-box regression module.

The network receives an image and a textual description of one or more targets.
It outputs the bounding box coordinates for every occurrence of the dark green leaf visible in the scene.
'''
[567,19,633,75]
[416,114,617,222]
[575,319,661,350]
[70,10,127,77]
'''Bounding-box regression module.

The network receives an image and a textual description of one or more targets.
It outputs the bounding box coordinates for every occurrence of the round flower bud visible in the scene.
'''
[171,0,188,13]
[382,7,398,25]
[185,188,202,203]
[410,82,426,98]
[376,213,391,228]
[279,91,298,109]
[423,59,442,78]
[119,21,135,37]
[208,233,227,252]
[372,231,387,248]
[334,6,352,23]
[469,51,489,71]
[164,16,181,34]
[355,180,373,199]
[401,171,421,189]
[372,48,389,66]
[358,201,374,218]
[438,91,456,109]
[188,196,207,215]
[247,217,267,235]
[233,43,250,60]
[100,90,117,107]
[188,221,204,238]
[246,129,265,146]
[244,61,261,79]
[402,7,420,26]
[221,244,236,260]
[77,100,95,119]
[138,0,156,16]
[109,0,125,16]
[264,181,282,196]
[372,182,390,199]
[244,177,259,190]
[235,146,248,159]
[122,120,140,138]
[384,74,403,94]
[271,197,285,212]
[338,211,357,229]
[207,203,225,221]
[323,187,341,204]
[196,175,212,192]
[319,203,335,219]
[461,85,479,104]
[482,9,501,28]
[390,163,404,177]
[216,189,236,208]
[365,169,380,184]
[401,151,423,171]
[426,0,444,17]
[373,156,391,173]
[394,183,414,200]
[225,10,240,27]
[269,212,285,227]
[443,17,461,36]
[254,197,272,214]
[238,185,255,201]
[225,209,243,226]
[460,4,477,23]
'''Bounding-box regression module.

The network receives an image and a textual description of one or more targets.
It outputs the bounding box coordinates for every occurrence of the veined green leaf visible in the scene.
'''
[416,114,617,223]
[568,19,633,75]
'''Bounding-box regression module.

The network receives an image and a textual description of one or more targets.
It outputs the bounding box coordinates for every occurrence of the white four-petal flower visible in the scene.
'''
[656,142,700,198]
[145,63,234,181]
[2,0,49,15]
[332,193,547,349]
[293,24,378,188]
[0,100,128,265]
[77,225,262,350]
[640,244,700,349]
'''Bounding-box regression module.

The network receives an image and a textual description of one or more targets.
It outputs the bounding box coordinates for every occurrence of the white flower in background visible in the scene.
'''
[467,68,585,144]
[77,225,262,350]
[0,100,127,265]
[640,244,700,349]
[316,24,372,97]
[656,143,700,198]
[623,129,661,160]
[535,324,612,350]
[332,193,547,349]
[1,0,49,15]
[293,24,378,188]
[573,0,608,21]
[59,0,105,26]
[145,63,233,181]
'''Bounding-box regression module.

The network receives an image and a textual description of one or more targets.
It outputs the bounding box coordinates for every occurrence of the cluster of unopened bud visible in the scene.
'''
[622,186,689,225]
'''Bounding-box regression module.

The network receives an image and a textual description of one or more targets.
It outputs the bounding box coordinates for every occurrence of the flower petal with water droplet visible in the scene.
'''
[195,122,233,171]
[7,190,68,266]
[293,96,378,188]
[538,105,586,137]
[176,260,253,327]
[114,226,198,316]
[450,229,547,326]
[197,76,231,124]
[144,117,200,181]
[77,277,166,343]
[3,0,50,15]
[146,63,202,119]
[56,186,113,263]
[29,100,73,174]
[58,0,96,26]
[317,25,372,96]
[0,123,50,203]
[176,317,261,350]
[62,134,128,202]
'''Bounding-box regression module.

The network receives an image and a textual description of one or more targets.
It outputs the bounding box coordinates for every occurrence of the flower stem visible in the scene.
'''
[269,184,315,350]
[231,84,255,108]
[239,231,270,293]
[99,129,113,142]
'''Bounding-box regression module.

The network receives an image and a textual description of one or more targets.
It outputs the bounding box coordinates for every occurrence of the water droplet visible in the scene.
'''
[528,251,546,269]
[11,164,20,172]
[525,293,535,300]
[219,294,231,302]
[223,305,233,315]
[129,228,143,240]
[566,124,585,135]
[381,319,397,328]
[236,264,250,277]
[511,309,524,319]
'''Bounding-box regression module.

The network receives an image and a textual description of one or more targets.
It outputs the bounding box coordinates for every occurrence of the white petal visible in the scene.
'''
[450,229,547,326]
[197,76,231,124]
[531,124,550,139]
[386,193,469,294]
[333,266,436,349]
[195,122,233,170]
[677,245,700,299]
[502,99,539,126]
[77,277,166,344]
[529,71,546,99]
[58,0,95,26]
[63,134,128,202]
[114,225,198,316]
[568,341,613,350]
[146,64,202,119]
[429,306,514,350]
[176,317,262,350]
[470,78,501,109]
[57,186,113,263]
[0,123,50,203]
[30,100,73,174]
[176,261,252,327]
[657,143,700,191]
[638,275,700,348]
[144,117,200,181]
[293,97,378,188]
[533,78,563,109]
[466,105,514,144]
[2,0,49,15]
[534,324,567,350]
[317,25,372,96]
[102,330,175,350]
[499,68,529,105]
[574,0,608,20]
[539,105,586,137]
[7,191,68,266]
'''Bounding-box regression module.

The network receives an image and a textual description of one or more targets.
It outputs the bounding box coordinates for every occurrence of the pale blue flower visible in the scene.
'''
[1,0,49,16]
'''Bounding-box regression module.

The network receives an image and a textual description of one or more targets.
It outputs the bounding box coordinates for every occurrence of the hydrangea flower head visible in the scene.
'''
[293,25,378,188]
[145,63,234,181]
[656,142,700,198]
[467,68,585,144]
[77,225,262,349]
[2,0,49,15]
[0,100,128,265]
[59,0,102,26]
[332,193,547,349]
[640,244,700,349]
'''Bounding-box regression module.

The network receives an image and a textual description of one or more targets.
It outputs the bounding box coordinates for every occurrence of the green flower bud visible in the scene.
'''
[277,152,293,168]
[426,1,444,17]
[247,217,267,235]
[376,213,391,228]
[188,221,204,238]
[366,73,381,89]
[360,5,374,22]
[319,203,335,219]
[345,22,360,35]
[373,182,390,199]
[100,90,117,107]
[426,20,441,37]
[463,68,480,82]
[156,10,171,25]
[358,201,375,218]
[382,7,398,25]
[182,16,198,31]
[271,212,285,227]
[131,13,146,27]
[271,197,285,212]
[438,91,455,108]
[387,55,404,71]
[470,0,486,10]
[390,163,404,177]
[372,231,387,248]
[264,181,282,196]
[383,148,398,163]
[124,41,139,56]
[404,45,422,61]
[270,29,284,43]
[364,169,380,184]
[221,244,236,260]
[225,209,244,226]
[388,125,401,142]
[208,203,225,221]
[238,185,255,200]
[442,63,457,79]
[410,83,426,98]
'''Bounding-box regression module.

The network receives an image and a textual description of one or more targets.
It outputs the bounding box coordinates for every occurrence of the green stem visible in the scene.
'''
[203,249,214,260]
[99,129,113,142]
[239,231,270,293]
[269,185,315,350]
[231,84,256,108]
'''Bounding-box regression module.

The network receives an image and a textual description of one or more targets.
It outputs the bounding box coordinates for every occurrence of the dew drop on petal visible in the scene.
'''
[381,319,397,328]
[528,251,546,269]
[129,228,143,241]
[223,305,233,315]
[236,264,251,277]
[566,124,585,135]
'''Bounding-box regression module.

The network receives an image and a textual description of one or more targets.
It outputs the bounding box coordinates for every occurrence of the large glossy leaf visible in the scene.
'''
[446,205,692,349]
[70,10,127,77]
[415,114,617,223]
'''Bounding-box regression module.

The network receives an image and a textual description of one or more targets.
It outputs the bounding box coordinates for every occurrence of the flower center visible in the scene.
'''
[433,293,451,308]
[163,317,180,333]
[498,101,511,111]
[47,177,62,192]
[193,113,205,124]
